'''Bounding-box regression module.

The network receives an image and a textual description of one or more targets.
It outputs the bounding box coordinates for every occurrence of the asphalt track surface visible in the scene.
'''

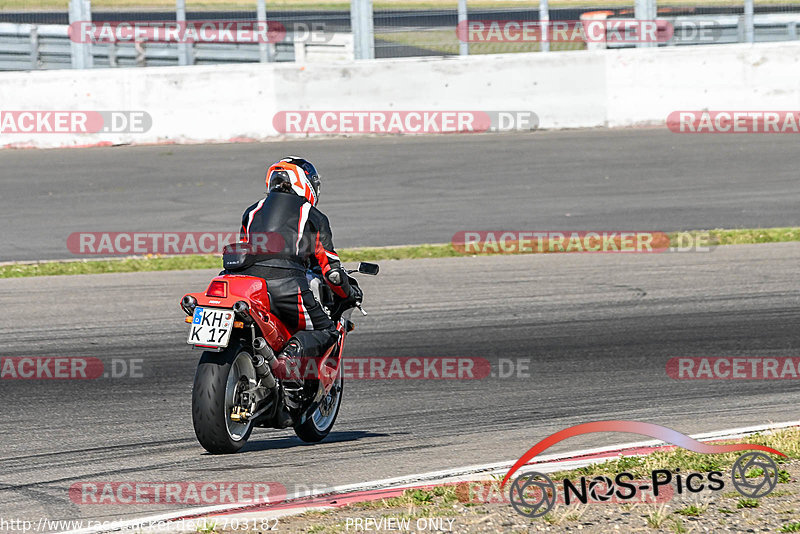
[2,129,800,262]
[1,243,800,527]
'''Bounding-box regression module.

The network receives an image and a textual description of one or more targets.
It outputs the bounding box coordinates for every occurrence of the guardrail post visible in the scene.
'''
[743,0,755,43]
[351,0,374,59]
[257,0,274,62]
[108,34,117,67]
[29,25,40,69]
[634,0,657,48]
[176,0,193,65]
[789,21,798,39]
[68,0,93,68]
[135,41,146,67]
[539,0,550,52]
[458,0,468,55]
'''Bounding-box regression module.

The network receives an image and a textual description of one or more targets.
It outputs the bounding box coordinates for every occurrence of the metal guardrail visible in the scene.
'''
[0,23,70,70]
[0,11,797,69]
[0,23,353,70]
[604,13,800,48]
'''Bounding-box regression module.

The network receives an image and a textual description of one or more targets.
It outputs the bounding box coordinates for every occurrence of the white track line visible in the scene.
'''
[60,420,800,534]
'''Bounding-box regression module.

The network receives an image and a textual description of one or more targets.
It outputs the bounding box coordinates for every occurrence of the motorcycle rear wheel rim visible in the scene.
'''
[225,351,256,441]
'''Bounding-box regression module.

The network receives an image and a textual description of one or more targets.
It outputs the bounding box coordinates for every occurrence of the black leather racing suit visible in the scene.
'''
[235,191,354,358]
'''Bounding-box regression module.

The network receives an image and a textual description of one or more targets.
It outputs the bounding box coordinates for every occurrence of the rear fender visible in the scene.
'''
[182,275,291,351]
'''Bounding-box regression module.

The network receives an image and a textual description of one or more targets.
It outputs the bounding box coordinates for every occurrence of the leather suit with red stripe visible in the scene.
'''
[235,190,353,358]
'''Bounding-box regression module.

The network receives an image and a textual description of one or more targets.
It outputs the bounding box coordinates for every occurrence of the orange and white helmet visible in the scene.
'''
[266,156,321,206]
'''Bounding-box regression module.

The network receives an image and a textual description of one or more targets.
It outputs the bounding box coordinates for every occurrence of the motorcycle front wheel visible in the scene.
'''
[294,371,343,443]
[192,340,255,454]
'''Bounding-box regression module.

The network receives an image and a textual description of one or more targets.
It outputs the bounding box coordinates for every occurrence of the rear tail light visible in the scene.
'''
[206,280,228,298]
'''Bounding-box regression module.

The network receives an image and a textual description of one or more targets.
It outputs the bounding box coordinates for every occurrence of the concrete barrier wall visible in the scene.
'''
[605,43,800,127]
[0,41,798,149]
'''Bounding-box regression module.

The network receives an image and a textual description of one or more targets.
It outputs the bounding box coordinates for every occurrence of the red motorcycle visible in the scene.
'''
[181,262,378,454]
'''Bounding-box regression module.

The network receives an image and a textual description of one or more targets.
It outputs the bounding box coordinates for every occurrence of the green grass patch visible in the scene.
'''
[645,504,670,528]
[765,490,796,498]
[780,523,800,533]
[291,486,459,532]
[0,255,221,278]
[337,244,458,262]
[348,486,458,510]
[565,426,800,480]
[2,226,800,279]
[706,227,800,245]
[667,518,688,534]
[674,503,707,516]
[541,504,587,525]
[736,497,760,509]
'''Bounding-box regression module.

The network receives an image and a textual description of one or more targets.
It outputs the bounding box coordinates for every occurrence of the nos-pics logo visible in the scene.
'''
[501,421,785,518]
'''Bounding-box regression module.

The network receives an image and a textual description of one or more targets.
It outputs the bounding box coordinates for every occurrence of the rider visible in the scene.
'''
[236,156,362,423]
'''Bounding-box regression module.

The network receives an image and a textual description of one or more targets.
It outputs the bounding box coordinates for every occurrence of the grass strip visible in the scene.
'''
[313,426,800,517]
[561,425,800,479]
[376,28,586,55]
[2,226,799,279]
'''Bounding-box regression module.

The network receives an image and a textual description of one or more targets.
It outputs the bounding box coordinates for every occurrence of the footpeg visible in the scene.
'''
[283,384,304,410]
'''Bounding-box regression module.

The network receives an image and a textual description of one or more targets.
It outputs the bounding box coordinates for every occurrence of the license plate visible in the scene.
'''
[187,307,235,348]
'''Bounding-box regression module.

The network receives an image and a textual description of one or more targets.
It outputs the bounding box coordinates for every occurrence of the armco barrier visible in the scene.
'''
[0,40,798,149]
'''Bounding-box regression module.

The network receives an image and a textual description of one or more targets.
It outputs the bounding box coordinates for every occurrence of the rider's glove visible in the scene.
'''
[348,285,363,306]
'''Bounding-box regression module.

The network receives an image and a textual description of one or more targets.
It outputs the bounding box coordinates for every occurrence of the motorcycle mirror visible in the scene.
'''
[358,262,380,275]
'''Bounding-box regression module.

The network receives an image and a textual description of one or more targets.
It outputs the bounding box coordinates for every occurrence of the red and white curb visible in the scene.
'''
[61,420,800,533]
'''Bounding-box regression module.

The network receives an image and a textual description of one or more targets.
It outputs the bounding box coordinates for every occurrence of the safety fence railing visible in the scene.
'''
[0,0,798,69]
[0,22,355,70]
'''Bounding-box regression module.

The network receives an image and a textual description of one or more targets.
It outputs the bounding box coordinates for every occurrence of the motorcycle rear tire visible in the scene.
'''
[192,341,254,454]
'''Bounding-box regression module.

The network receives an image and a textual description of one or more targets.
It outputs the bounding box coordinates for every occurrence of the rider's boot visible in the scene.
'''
[277,339,304,420]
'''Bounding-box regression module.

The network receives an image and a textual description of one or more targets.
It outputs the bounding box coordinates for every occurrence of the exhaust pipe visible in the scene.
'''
[233,300,253,325]
[252,337,278,389]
